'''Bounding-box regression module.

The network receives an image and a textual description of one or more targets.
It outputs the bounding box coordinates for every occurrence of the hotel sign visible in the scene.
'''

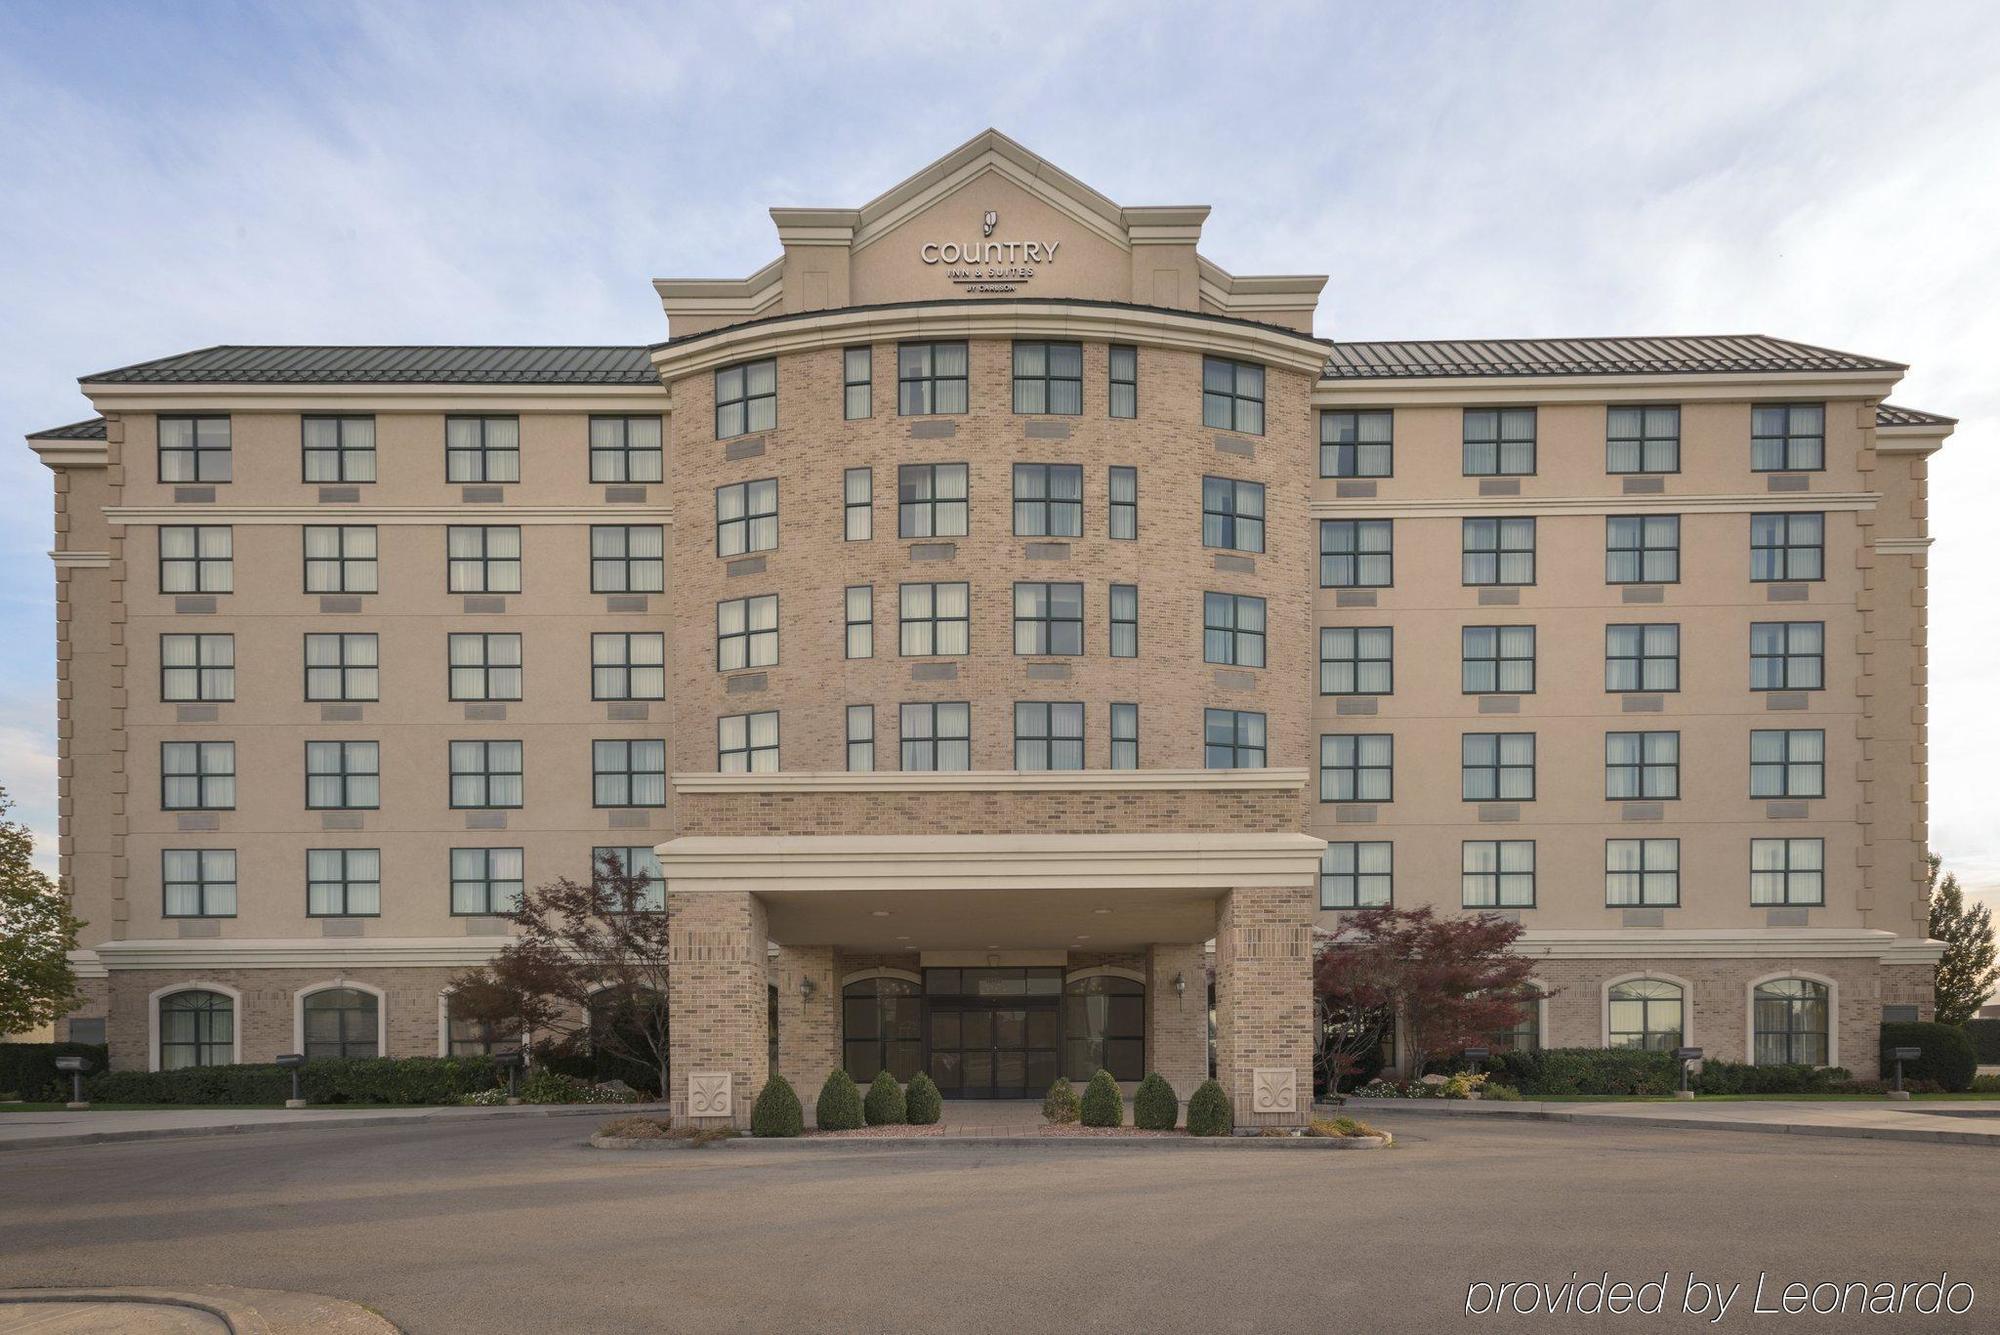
[919,211,1060,294]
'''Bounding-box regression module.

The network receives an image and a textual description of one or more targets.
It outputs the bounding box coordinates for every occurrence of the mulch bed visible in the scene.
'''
[804,1123,947,1138]
[1038,1124,1183,1137]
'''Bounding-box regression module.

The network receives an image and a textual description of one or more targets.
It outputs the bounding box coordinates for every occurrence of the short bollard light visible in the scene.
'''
[275,1053,307,1109]
[1461,1046,1490,1078]
[493,1049,526,1104]
[1674,1046,1703,1100]
[54,1054,92,1110]
[1888,1045,1921,1101]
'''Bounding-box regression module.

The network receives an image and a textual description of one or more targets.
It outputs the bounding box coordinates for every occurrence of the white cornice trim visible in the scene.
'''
[82,386,669,414]
[1313,373,1902,407]
[848,134,1130,254]
[1308,492,1877,520]
[93,937,510,970]
[69,948,108,980]
[1872,536,1934,555]
[49,550,111,568]
[1513,927,1932,961]
[1884,937,1949,966]
[671,767,1309,796]
[29,440,110,469]
[105,505,672,527]
[654,258,788,324]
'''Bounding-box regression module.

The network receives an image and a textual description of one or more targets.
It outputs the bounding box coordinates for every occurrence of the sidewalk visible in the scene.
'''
[0,1101,671,1152]
[1343,1096,2000,1147]
[0,1286,396,1334]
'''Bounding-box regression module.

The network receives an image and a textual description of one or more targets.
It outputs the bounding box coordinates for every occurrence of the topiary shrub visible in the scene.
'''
[1186,1079,1232,1136]
[85,1056,505,1107]
[1080,1069,1123,1127]
[815,1069,863,1130]
[1881,1021,1977,1093]
[0,1043,110,1103]
[1487,1047,1677,1096]
[905,1071,942,1125]
[750,1074,803,1137]
[1132,1073,1178,1130]
[864,1070,907,1125]
[1693,1060,1850,1095]
[1041,1076,1080,1124]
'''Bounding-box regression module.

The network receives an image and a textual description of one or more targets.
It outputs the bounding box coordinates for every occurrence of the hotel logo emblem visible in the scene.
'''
[920,207,1059,293]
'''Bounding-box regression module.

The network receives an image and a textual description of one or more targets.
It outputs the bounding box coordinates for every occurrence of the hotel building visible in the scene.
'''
[29,131,1954,1124]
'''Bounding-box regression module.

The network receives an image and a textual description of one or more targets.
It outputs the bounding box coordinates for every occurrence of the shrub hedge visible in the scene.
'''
[1132,1073,1178,1130]
[1080,1070,1123,1127]
[1964,1018,2000,1065]
[1186,1079,1232,1136]
[1691,1060,1850,1095]
[1487,1047,1679,1096]
[816,1070,863,1130]
[1881,1021,1977,1093]
[905,1072,942,1125]
[0,1043,108,1102]
[86,1056,503,1107]
[1040,1076,1080,1125]
[751,1074,804,1137]
[864,1070,907,1125]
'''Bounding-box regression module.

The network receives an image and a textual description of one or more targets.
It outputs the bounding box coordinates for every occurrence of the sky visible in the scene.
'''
[0,0,1994,910]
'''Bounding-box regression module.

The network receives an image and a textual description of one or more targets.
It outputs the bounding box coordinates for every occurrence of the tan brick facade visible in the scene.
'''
[1213,885,1314,1126]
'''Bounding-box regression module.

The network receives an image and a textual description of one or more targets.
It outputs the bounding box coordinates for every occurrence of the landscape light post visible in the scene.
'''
[1674,1047,1703,1100]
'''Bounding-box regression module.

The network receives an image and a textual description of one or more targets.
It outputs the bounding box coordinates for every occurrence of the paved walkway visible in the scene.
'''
[0,1101,671,1152]
[0,1286,395,1334]
[1345,1095,2000,1146]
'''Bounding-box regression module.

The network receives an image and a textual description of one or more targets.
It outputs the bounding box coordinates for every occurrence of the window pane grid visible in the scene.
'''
[158,415,232,483]
[715,479,778,557]
[591,525,665,593]
[844,467,873,541]
[449,740,523,808]
[845,585,874,659]
[1320,410,1393,478]
[1606,405,1680,474]
[1462,517,1536,586]
[1320,733,1393,803]
[843,347,873,420]
[1461,732,1536,801]
[307,847,381,917]
[1012,341,1083,415]
[447,633,522,702]
[1462,408,1536,476]
[1012,463,1083,536]
[716,594,779,670]
[898,463,968,537]
[590,632,665,701]
[1751,512,1825,582]
[591,845,663,912]
[305,740,380,810]
[1462,840,1536,907]
[1320,626,1392,695]
[1606,623,1681,693]
[900,702,970,772]
[899,582,970,656]
[1201,476,1265,553]
[446,526,522,594]
[1320,841,1392,909]
[1013,582,1083,656]
[1751,403,1825,472]
[1013,701,1085,771]
[1204,709,1266,769]
[451,846,526,916]
[592,738,667,807]
[305,633,378,702]
[898,342,969,416]
[161,633,235,702]
[302,416,376,483]
[1605,731,1680,800]
[1203,592,1266,667]
[1751,621,1825,691]
[1201,357,1264,435]
[445,416,519,483]
[589,416,663,483]
[715,359,777,439]
[161,741,235,810]
[1606,838,1681,906]
[1108,466,1137,540]
[163,849,237,918]
[719,711,780,772]
[1108,584,1138,658]
[1461,625,1535,694]
[1750,729,1825,798]
[1605,515,1681,585]
[1110,702,1138,769]
[846,704,875,773]
[1108,345,1137,419]
[1319,520,1393,587]
[1751,838,1825,905]
[159,525,233,594]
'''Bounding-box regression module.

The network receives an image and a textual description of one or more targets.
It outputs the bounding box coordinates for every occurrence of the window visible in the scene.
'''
[1608,979,1683,1050]
[449,740,523,808]
[307,848,380,916]
[162,850,236,917]
[158,415,231,483]
[1063,974,1145,1082]
[1012,341,1083,414]
[1320,842,1392,909]
[1750,729,1825,798]
[1606,731,1680,800]
[1605,516,1680,585]
[1108,345,1137,418]
[1605,624,1680,692]
[1463,733,1535,801]
[448,633,522,702]
[1751,513,1824,582]
[1607,405,1679,474]
[1203,592,1266,667]
[1462,408,1536,476]
[844,467,873,541]
[1752,838,1825,906]
[589,415,663,484]
[719,711,779,772]
[901,702,970,771]
[715,359,777,439]
[1320,520,1392,587]
[592,846,663,912]
[899,582,969,656]
[448,847,525,915]
[1108,466,1137,540]
[1201,357,1264,434]
[1013,463,1083,536]
[1751,621,1825,691]
[898,341,968,415]
[1109,585,1138,658]
[591,525,665,593]
[1013,582,1083,656]
[303,416,375,483]
[159,990,233,1068]
[843,347,873,420]
[161,634,234,702]
[302,987,379,1060]
[717,594,779,670]
[161,741,234,810]
[1110,703,1138,769]
[306,740,380,810]
[716,480,778,557]
[1320,410,1393,478]
[1488,991,1542,1054]
[445,416,519,483]
[1321,627,1392,695]
[305,633,378,702]
[846,705,874,772]
[591,632,664,701]
[844,976,925,1085]
[1753,979,1829,1064]
[845,586,873,659]
[159,526,232,594]
[446,996,520,1057]
[1462,626,1535,694]
[1320,734,1392,803]
[1201,476,1265,553]
[1606,838,1680,906]
[302,525,378,594]
[898,463,968,537]
[1752,403,1825,472]
[1204,709,1266,768]
[593,738,666,807]
[1014,701,1084,770]
[1462,840,1535,908]
[446,526,521,594]
[1462,517,1536,586]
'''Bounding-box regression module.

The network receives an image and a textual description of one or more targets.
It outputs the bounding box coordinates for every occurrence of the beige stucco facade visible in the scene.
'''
[29,130,1950,1121]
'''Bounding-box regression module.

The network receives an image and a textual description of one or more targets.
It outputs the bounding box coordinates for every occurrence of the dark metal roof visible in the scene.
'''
[1321,334,1904,380]
[81,346,659,385]
[1875,402,1957,428]
[26,417,108,440]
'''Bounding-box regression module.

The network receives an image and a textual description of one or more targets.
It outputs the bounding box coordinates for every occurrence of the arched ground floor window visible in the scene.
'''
[1753,978,1830,1065]
[160,990,233,1069]
[303,987,379,1060]
[1607,978,1683,1051]
[1063,974,1145,1081]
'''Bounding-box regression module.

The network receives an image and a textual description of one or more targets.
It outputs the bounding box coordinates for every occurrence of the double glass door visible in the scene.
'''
[929,1002,1059,1098]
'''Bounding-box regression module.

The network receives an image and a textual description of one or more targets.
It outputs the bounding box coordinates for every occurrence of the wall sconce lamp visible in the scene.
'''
[799,976,817,1002]
[1173,972,1187,1002]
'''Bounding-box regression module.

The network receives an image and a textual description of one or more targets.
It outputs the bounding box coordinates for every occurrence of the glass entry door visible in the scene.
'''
[923,967,1062,1099]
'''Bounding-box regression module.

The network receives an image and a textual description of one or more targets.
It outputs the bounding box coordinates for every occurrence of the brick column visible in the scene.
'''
[775,944,839,1097]
[667,889,769,1128]
[1146,943,1208,1105]
[1212,884,1313,1129]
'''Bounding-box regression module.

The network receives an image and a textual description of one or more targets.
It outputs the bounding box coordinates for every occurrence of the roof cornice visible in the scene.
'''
[1313,370,1903,407]
[82,384,669,414]
[672,767,1309,796]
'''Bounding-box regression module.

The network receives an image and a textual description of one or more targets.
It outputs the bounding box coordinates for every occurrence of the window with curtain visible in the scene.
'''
[590,632,664,701]
[305,633,378,702]
[1753,979,1829,1064]
[1750,729,1825,798]
[1320,410,1393,478]
[158,415,232,483]
[307,848,381,916]
[448,633,522,702]
[1014,701,1084,771]
[159,990,233,1068]
[1319,520,1392,587]
[1064,975,1145,1081]
[1462,840,1535,908]
[899,582,969,656]
[843,347,873,420]
[1605,624,1680,693]
[845,586,873,659]
[1461,517,1536,586]
[1108,345,1137,419]
[1012,463,1083,536]
[1462,733,1535,802]
[162,849,236,918]
[1320,734,1392,803]
[1751,621,1824,691]
[1201,476,1265,552]
[1462,626,1535,694]
[898,342,969,415]
[1320,627,1392,696]
[718,711,779,772]
[1110,703,1138,769]
[161,741,234,810]
[1606,406,1679,474]
[1204,709,1266,768]
[446,526,521,594]
[303,525,378,594]
[452,847,525,915]
[306,740,380,809]
[445,416,519,483]
[1750,512,1824,581]
[714,359,777,439]
[1605,515,1680,585]
[303,987,379,1060]
[592,846,664,912]
[1751,838,1825,906]
[592,739,667,807]
[1109,585,1138,658]
[303,416,375,483]
[159,525,233,594]
[1320,841,1392,909]
[160,633,234,702]
[1608,979,1682,1050]
[1201,358,1264,434]
[1462,408,1536,476]
[715,479,778,557]
[844,467,873,541]
[898,463,968,537]
[1013,582,1084,655]
[900,702,970,772]
[846,705,874,773]
[1203,592,1266,667]
[717,595,778,670]
[1108,466,1137,539]
[589,416,663,483]
[449,740,523,808]
[591,525,665,593]
[1605,731,1679,800]
[1012,341,1083,415]
[1751,404,1825,472]
[1606,838,1680,906]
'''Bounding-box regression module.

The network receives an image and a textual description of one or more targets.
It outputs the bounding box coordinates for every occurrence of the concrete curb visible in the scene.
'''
[588,1132,732,1151]
[0,1102,673,1153]
[715,1132,1389,1150]
[1344,1100,2000,1148]
[0,1285,401,1333]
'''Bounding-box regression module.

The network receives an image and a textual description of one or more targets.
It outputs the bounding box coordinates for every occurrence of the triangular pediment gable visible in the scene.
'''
[846,129,1135,254]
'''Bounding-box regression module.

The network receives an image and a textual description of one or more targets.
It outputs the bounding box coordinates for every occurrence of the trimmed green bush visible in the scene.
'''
[864,1070,907,1125]
[1881,1021,1977,1093]
[1693,1060,1850,1095]
[85,1056,503,1107]
[1962,1018,2000,1065]
[1,1043,109,1103]
[1132,1073,1178,1130]
[1487,1047,1678,1096]
[517,1069,632,1104]
[1186,1079,1232,1136]
[750,1074,803,1137]
[1080,1069,1123,1127]
[1041,1076,1080,1124]
[905,1071,942,1125]
[815,1069,863,1130]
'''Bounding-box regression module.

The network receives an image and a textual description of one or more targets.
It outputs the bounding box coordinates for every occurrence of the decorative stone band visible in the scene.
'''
[104,505,672,527]
[82,385,670,415]
[89,936,512,970]
[669,927,757,965]
[1871,536,1934,555]
[48,550,111,568]
[1513,927,1947,962]
[671,767,1309,796]
[1308,492,1879,520]
[1233,924,1311,961]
